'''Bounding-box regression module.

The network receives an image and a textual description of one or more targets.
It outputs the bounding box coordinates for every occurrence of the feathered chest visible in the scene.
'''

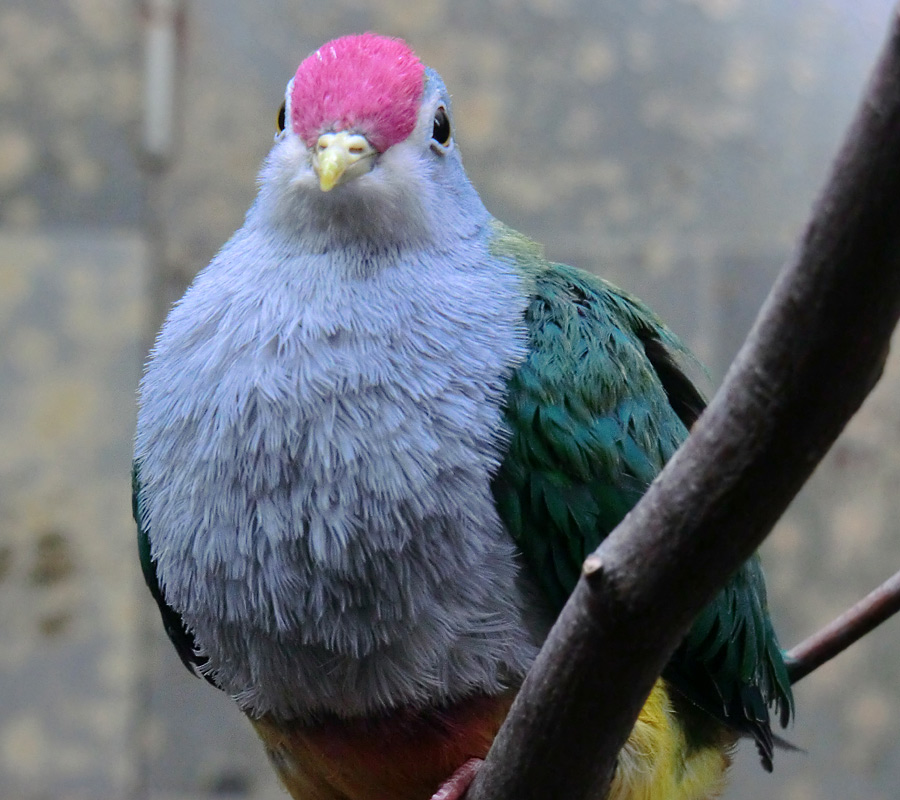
[135,234,540,719]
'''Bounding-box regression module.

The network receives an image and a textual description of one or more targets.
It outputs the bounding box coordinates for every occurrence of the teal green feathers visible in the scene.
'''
[490,223,792,767]
[666,556,794,764]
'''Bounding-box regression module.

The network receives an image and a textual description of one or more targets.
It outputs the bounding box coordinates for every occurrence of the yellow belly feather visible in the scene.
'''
[609,681,736,800]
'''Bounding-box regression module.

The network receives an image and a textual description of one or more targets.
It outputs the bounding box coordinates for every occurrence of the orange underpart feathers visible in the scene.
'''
[251,692,515,800]
[291,33,426,153]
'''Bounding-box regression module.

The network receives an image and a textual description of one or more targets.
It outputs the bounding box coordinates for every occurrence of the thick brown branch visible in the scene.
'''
[786,569,900,684]
[468,8,900,800]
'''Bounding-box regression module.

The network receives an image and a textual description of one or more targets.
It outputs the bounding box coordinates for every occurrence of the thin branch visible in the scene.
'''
[468,8,900,800]
[786,569,900,684]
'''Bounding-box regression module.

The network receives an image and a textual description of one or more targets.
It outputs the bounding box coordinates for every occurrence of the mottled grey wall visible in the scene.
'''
[0,3,147,800]
[2,1,900,799]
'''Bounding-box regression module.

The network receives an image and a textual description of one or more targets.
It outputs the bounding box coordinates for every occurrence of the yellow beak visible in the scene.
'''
[313,131,377,192]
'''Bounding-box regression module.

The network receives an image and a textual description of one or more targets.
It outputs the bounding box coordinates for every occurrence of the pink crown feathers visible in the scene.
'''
[290,33,426,154]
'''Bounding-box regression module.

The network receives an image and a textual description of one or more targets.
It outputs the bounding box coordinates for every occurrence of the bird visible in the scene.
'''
[133,32,793,800]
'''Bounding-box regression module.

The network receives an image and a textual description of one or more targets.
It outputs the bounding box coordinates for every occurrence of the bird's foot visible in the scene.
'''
[429,758,483,800]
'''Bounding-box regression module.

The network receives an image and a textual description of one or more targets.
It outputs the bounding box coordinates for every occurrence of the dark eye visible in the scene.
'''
[277,101,286,133]
[431,106,451,147]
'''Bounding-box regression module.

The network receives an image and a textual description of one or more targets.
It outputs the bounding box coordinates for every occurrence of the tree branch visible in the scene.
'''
[786,569,900,685]
[467,7,900,800]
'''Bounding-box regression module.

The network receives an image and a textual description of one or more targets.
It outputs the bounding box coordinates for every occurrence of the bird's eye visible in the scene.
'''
[431,106,451,147]
[276,101,286,134]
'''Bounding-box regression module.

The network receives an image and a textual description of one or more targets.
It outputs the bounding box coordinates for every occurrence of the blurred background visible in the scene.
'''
[2,0,900,798]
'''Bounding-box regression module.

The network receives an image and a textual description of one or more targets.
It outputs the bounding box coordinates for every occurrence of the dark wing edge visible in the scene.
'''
[639,334,707,430]
[132,461,212,682]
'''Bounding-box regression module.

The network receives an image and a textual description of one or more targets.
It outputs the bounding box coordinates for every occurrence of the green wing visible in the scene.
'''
[133,462,210,680]
[490,225,792,764]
